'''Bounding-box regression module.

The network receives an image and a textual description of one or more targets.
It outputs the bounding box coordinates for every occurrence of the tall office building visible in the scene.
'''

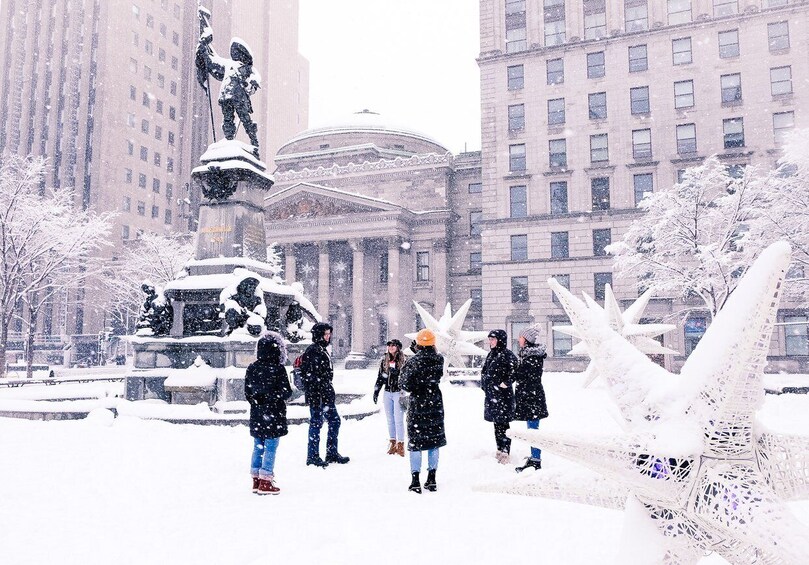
[478,0,808,370]
[0,0,308,364]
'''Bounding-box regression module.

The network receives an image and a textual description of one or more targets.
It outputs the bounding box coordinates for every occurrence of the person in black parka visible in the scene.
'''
[300,322,349,467]
[481,329,518,463]
[245,331,292,495]
[399,329,446,494]
[513,323,549,472]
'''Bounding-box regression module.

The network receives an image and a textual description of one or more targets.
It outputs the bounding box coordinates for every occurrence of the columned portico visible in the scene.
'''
[317,242,330,318]
[350,238,365,354]
[387,237,401,336]
[284,244,296,284]
[432,238,449,312]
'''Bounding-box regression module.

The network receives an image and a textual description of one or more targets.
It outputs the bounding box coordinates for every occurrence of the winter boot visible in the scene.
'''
[424,469,437,492]
[396,441,405,457]
[256,477,280,495]
[496,450,510,464]
[306,456,329,468]
[252,476,260,493]
[387,439,397,455]
[408,472,422,494]
[325,453,350,464]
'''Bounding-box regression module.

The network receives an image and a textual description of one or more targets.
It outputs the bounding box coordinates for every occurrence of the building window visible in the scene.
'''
[549,139,567,168]
[547,58,564,85]
[156,100,163,115]
[674,79,695,109]
[157,74,165,89]
[773,111,794,144]
[170,81,177,95]
[625,0,648,32]
[583,0,607,39]
[416,252,429,281]
[713,0,738,16]
[127,113,135,127]
[151,205,159,219]
[127,140,134,155]
[684,316,707,355]
[505,0,527,53]
[593,229,611,256]
[594,272,612,300]
[551,232,569,258]
[586,52,605,79]
[167,157,174,172]
[784,315,809,356]
[768,21,789,51]
[676,123,697,154]
[143,65,151,81]
[470,252,482,272]
[552,274,570,305]
[727,164,746,179]
[633,173,653,205]
[544,0,566,46]
[168,132,175,146]
[588,92,607,120]
[672,37,692,65]
[144,39,153,55]
[123,196,131,212]
[169,106,176,121]
[132,4,140,19]
[164,210,172,225]
[591,177,610,210]
[509,144,526,172]
[548,98,565,125]
[719,29,739,58]
[152,178,160,193]
[510,186,527,218]
[470,210,483,236]
[122,225,130,240]
[507,65,524,90]
[720,73,742,103]
[125,168,133,183]
[630,86,650,114]
[129,57,138,73]
[668,0,691,24]
[590,134,609,163]
[511,276,529,303]
[550,181,568,214]
[129,85,136,100]
[171,56,178,70]
[166,183,173,199]
[723,118,745,149]
[508,104,525,132]
[158,48,166,63]
[137,201,146,216]
[140,146,148,161]
[770,66,792,95]
[141,119,149,134]
[511,235,528,261]
[138,173,147,188]
[468,182,482,193]
[553,328,572,356]
[628,44,648,72]
[470,288,482,311]
[632,129,652,160]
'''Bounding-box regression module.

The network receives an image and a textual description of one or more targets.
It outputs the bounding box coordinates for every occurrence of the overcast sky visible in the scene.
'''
[298,0,481,154]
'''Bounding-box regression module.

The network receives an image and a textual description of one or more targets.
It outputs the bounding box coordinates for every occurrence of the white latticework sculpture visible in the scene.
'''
[405,299,488,367]
[492,242,809,564]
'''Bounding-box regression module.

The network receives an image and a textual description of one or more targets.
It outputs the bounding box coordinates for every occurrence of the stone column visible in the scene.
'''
[170,301,184,337]
[432,238,449,313]
[284,244,296,284]
[350,239,365,354]
[387,238,401,337]
[317,241,330,321]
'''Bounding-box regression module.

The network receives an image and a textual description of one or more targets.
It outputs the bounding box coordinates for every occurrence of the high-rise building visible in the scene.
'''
[478,0,809,370]
[0,0,308,364]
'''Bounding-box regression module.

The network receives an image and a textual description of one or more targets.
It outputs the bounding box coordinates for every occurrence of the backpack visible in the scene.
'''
[292,354,304,390]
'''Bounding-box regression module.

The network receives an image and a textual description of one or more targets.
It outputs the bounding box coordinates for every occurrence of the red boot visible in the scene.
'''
[257,477,280,495]
[252,477,260,493]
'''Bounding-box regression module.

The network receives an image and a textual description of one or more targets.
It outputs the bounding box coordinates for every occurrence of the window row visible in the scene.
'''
[508,228,612,262]
[123,168,175,198]
[121,197,174,224]
[510,272,612,305]
[127,59,179,95]
[126,140,176,171]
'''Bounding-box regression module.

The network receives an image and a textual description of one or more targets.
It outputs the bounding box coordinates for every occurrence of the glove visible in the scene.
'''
[372,390,379,404]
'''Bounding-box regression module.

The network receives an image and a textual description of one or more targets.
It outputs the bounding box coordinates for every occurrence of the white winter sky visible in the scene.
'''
[298,0,481,154]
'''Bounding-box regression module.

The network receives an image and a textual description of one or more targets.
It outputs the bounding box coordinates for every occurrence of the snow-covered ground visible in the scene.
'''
[1,370,808,564]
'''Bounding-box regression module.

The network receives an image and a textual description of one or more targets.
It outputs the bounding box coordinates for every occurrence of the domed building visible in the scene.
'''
[264,111,482,361]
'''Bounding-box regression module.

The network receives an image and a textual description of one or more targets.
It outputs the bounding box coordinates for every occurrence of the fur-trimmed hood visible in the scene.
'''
[256,331,287,364]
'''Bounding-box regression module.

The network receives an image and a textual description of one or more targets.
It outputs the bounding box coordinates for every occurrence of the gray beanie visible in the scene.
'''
[519,323,543,345]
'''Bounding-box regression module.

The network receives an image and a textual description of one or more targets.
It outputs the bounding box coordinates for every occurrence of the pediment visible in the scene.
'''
[264,182,401,221]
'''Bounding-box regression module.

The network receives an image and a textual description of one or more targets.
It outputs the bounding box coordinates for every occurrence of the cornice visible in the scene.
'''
[274,152,455,183]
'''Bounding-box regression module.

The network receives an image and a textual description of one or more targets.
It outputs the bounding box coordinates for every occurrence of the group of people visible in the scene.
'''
[243,320,548,496]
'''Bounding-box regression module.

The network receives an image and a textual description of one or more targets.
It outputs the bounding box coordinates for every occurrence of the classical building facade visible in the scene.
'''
[265,111,482,359]
[478,0,809,371]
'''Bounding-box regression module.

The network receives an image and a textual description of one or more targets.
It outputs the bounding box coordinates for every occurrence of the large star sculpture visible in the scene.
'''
[553,284,679,388]
[488,242,809,564]
[405,299,488,368]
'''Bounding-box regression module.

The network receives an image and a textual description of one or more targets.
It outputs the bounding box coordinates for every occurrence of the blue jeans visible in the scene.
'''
[383,391,405,441]
[308,404,341,459]
[251,437,280,478]
[527,419,541,459]
[409,448,440,473]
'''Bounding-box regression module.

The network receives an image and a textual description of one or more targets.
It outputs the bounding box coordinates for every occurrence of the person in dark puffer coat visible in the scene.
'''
[481,329,518,463]
[399,329,446,494]
[513,323,549,472]
[245,331,292,495]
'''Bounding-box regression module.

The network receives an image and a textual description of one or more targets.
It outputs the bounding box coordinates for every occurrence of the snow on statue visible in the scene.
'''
[484,241,809,564]
[405,300,488,368]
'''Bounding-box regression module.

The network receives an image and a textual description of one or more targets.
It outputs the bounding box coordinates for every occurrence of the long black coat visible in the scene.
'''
[399,347,447,451]
[514,344,549,421]
[300,342,335,408]
[481,345,518,423]
[244,359,292,440]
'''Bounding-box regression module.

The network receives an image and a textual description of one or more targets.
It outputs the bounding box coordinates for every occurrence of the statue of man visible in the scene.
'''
[196,10,262,157]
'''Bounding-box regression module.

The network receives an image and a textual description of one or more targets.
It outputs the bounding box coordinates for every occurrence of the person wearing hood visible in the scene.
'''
[481,329,518,464]
[244,331,292,495]
[300,322,349,467]
[513,323,549,472]
[372,338,406,456]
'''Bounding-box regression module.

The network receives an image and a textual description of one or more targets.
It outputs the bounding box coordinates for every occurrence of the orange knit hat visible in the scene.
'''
[416,328,436,347]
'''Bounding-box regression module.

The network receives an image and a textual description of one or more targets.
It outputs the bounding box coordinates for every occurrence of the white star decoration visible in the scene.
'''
[487,242,809,564]
[553,284,678,388]
[405,299,488,368]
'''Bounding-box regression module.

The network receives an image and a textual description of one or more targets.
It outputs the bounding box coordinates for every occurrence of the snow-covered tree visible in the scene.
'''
[0,154,114,377]
[607,156,769,320]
